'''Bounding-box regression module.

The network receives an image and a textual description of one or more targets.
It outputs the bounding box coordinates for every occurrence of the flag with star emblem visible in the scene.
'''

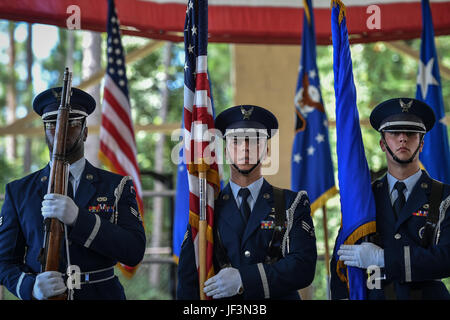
[291,0,337,214]
[331,0,376,300]
[183,0,221,297]
[99,0,144,277]
[416,0,450,184]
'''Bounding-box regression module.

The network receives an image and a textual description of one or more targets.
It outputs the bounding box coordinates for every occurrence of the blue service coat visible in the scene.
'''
[177,179,317,300]
[0,160,146,300]
[331,171,450,300]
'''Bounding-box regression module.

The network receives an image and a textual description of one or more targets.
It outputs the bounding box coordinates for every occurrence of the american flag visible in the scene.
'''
[183,0,221,296]
[99,0,144,276]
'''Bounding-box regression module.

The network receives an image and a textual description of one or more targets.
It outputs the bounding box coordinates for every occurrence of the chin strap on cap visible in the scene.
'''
[381,133,424,164]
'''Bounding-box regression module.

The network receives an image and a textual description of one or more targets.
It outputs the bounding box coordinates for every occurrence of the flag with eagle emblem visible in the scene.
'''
[291,0,337,214]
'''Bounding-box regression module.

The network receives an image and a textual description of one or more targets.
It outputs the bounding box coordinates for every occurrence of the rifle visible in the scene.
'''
[40,67,73,300]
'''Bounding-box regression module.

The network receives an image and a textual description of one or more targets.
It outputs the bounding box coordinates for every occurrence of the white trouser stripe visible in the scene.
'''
[257,263,270,299]
[16,272,26,300]
[84,215,101,248]
[404,246,412,282]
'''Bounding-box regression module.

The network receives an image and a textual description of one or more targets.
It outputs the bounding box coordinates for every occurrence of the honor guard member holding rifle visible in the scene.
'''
[177,105,317,299]
[0,87,146,300]
[331,98,450,300]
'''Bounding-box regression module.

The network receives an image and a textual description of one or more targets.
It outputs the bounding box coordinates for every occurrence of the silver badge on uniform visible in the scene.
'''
[0,216,3,227]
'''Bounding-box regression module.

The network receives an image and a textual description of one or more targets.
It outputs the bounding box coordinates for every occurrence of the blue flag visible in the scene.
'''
[416,0,450,184]
[173,117,190,262]
[291,0,337,214]
[331,0,376,300]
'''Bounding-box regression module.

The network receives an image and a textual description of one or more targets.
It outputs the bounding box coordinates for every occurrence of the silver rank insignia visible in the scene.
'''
[302,220,315,237]
[399,99,413,113]
[0,216,3,227]
[131,207,142,221]
[241,106,254,120]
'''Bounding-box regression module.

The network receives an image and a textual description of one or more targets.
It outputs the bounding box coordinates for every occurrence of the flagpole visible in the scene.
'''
[322,205,331,300]
[198,170,207,300]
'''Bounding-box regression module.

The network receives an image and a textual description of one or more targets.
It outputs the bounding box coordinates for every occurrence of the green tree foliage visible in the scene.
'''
[41,28,83,87]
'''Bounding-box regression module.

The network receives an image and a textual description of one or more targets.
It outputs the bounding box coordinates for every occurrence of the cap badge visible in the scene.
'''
[51,89,60,99]
[399,99,413,113]
[51,88,72,101]
[241,106,254,120]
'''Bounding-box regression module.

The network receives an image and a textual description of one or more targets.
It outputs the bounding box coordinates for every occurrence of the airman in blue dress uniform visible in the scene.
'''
[177,105,317,300]
[331,98,450,300]
[0,87,146,300]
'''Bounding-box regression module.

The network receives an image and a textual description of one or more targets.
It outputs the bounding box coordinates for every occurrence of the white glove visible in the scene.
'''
[337,242,385,268]
[42,193,79,226]
[32,271,67,300]
[203,267,243,299]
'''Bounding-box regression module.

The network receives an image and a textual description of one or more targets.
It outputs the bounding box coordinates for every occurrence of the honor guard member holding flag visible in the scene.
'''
[0,87,146,300]
[177,105,317,299]
[332,98,450,300]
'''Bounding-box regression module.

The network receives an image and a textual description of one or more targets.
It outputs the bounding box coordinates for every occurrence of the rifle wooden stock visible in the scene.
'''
[42,68,72,300]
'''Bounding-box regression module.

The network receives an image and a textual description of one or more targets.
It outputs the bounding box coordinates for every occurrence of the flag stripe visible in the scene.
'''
[183,0,220,296]
[99,0,144,277]
[100,109,136,158]
[99,138,143,199]
[103,78,136,142]
[184,85,195,113]
[100,115,141,181]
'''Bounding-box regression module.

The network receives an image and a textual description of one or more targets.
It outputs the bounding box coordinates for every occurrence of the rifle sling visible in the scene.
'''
[420,179,443,248]
[265,186,286,264]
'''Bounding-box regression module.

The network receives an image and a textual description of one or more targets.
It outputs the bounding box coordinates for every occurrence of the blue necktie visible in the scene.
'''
[238,188,251,222]
[393,181,406,220]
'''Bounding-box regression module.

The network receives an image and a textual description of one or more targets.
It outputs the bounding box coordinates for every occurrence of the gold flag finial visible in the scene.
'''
[331,0,347,25]
[303,0,311,25]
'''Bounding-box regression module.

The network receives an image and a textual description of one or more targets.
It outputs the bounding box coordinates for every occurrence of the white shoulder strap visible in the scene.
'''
[111,176,132,224]
[435,194,450,244]
[282,190,308,257]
